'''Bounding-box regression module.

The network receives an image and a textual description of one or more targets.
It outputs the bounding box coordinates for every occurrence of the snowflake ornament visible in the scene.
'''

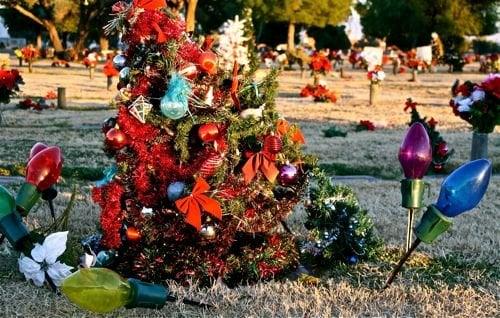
[217,16,250,71]
[129,95,153,123]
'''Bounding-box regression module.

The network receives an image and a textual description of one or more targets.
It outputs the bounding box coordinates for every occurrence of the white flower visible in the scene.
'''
[457,97,472,112]
[376,71,386,81]
[471,89,485,102]
[18,231,73,287]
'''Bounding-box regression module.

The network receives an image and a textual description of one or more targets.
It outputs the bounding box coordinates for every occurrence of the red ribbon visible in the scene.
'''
[230,61,241,110]
[152,22,166,43]
[242,151,279,184]
[175,178,222,230]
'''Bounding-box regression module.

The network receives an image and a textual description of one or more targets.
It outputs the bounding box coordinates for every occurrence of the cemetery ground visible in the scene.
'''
[0,60,498,317]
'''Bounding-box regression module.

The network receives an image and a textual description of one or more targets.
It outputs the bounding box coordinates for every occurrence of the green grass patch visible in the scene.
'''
[0,164,103,181]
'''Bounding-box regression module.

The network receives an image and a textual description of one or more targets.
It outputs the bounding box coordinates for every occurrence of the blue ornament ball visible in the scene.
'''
[167,181,186,202]
[347,255,358,265]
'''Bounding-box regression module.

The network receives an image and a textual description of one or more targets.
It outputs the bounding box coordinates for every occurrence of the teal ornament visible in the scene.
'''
[167,181,185,202]
[119,67,130,82]
[160,73,191,120]
[95,165,118,187]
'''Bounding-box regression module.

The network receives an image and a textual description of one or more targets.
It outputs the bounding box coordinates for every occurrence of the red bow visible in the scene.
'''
[175,178,222,230]
[242,151,279,184]
[133,0,166,10]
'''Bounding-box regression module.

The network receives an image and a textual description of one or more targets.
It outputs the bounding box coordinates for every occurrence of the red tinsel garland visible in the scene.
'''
[92,181,124,249]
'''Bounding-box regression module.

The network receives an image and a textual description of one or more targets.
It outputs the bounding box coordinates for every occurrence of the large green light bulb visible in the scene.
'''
[0,185,15,218]
[61,268,132,313]
[61,268,169,313]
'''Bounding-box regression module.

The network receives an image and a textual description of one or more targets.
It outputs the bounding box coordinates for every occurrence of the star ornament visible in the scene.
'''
[128,96,153,123]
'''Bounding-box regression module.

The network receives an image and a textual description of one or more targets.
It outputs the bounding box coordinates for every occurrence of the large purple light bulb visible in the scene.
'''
[398,123,432,179]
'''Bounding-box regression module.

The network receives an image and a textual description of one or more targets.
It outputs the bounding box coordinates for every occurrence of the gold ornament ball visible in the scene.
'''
[200,225,216,239]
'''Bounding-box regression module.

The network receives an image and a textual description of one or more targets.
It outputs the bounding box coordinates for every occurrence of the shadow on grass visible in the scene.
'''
[321,247,499,291]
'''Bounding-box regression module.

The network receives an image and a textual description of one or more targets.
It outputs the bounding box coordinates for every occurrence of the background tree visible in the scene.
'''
[0,0,80,52]
[245,0,351,51]
[357,0,498,52]
[73,0,114,53]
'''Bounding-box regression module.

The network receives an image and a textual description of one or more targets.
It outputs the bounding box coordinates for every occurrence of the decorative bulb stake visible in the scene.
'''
[61,268,211,314]
[384,159,492,289]
[16,146,63,216]
[398,122,432,251]
[0,185,30,250]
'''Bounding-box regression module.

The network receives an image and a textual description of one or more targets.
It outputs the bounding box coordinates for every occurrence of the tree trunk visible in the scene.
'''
[36,32,42,50]
[45,22,64,52]
[12,4,63,52]
[74,29,91,58]
[287,21,295,52]
[99,36,109,51]
[185,0,198,33]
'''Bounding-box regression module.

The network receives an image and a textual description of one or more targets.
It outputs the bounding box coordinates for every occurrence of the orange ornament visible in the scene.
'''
[126,227,141,241]
[198,52,218,75]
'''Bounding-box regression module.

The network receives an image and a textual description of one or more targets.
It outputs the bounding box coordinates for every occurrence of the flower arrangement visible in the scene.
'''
[309,52,332,76]
[367,65,385,84]
[450,74,500,133]
[0,69,24,104]
[356,120,376,131]
[300,83,337,103]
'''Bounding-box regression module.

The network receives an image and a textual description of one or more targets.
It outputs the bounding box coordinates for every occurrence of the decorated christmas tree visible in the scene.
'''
[301,169,380,267]
[92,1,314,286]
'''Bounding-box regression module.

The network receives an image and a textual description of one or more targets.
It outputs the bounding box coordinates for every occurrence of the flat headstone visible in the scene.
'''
[0,176,24,185]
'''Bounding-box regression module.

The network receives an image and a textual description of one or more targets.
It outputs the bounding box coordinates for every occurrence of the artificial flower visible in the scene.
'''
[471,89,485,102]
[18,231,73,287]
[481,73,500,99]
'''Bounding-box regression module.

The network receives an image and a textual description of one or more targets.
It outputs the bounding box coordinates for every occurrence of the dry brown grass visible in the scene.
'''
[0,59,498,317]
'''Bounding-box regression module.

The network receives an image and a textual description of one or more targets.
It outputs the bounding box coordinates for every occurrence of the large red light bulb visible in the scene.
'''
[16,146,63,215]
[398,123,432,179]
[26,146,63,191]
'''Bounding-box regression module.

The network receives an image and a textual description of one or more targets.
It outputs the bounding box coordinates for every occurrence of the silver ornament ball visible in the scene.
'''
[200,225,216,239]
[112,54,127,70]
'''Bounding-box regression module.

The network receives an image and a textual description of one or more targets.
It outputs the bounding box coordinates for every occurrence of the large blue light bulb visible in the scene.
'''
[436,159,492,217]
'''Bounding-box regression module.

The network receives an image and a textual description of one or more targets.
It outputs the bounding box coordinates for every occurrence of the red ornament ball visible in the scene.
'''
[198,123,220,142]
[263,135,283,154]
[277,164,299,186]
[106,128,128,150]
[199,153,223,178]
[435,142,449,157]
[198,51,218,75]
